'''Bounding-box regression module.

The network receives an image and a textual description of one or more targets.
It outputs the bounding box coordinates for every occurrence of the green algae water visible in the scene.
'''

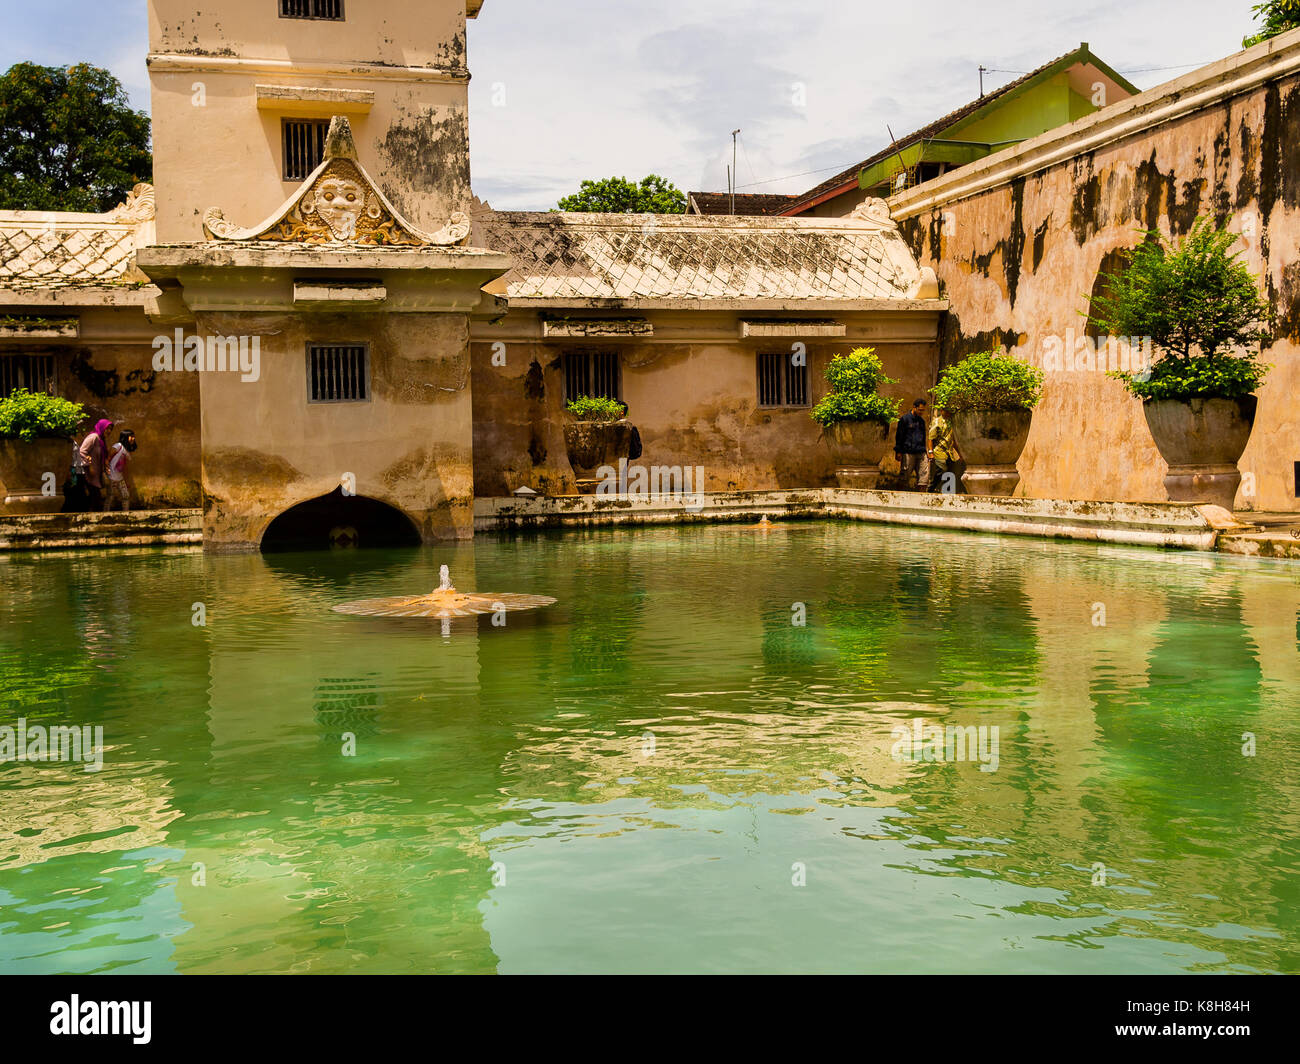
[1,522,1297,974]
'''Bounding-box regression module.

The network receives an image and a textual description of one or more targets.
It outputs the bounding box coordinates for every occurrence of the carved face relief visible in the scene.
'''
[308,176,367,240]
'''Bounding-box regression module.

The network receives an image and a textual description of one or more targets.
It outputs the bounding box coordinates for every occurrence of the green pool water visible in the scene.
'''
[1,522,1297,974]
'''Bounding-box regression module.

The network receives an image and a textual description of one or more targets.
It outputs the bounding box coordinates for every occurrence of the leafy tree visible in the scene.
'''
[556,175,686,214]
[1243,0,1300,46]
[0,62,151,212]
[1090,218,1271,400]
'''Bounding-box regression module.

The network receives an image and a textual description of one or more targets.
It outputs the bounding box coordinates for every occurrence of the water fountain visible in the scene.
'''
[333,564,557,636]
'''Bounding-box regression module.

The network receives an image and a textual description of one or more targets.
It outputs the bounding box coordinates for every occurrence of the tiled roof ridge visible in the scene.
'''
[476,206,924,303]
[0,184,155,291]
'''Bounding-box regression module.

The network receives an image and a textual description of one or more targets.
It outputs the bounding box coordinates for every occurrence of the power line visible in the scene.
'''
[735,160,860,191]
[1118,61,1215,74]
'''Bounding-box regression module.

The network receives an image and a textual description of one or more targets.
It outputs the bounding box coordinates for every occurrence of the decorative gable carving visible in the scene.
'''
[848,197,896,228]
[202,116,471,247]
[109,183,157,223]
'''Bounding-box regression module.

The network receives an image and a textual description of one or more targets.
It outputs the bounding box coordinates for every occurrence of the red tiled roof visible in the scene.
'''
[687,191,800,216]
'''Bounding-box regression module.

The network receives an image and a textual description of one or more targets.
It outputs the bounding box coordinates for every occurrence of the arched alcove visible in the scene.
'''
[260,488,421,553]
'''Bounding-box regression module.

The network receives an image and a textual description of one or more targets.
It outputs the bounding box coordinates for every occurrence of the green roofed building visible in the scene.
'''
[781,43,1138,217]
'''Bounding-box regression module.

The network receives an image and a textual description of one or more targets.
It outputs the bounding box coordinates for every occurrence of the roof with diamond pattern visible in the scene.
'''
[475,211,925,304]
[0,215,145,290]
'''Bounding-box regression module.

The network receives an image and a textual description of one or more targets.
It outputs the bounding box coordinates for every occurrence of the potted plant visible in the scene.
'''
[563,395,636,494]
[1090,217,1271,510]
[931,351,1044,496]
[0,388,86,514]
[810,347,900,489]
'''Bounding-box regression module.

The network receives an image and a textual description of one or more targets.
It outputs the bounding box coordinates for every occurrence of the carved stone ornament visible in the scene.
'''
[848,197,896,228]
[108,183,156,222]
[202,116,471,247]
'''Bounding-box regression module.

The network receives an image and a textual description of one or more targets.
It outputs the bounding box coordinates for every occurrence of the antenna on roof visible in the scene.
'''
[886,124,911,192]
[979,65,987,98]
[731,129,741,214]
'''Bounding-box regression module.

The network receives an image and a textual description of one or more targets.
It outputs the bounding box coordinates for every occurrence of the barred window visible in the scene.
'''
[280,0,344,20]
[785,355,808,406]
[308,344,369,402]
[757,352,808,407]
[563,351,621,403]
[0,354,55,398]
[283,119,330,181]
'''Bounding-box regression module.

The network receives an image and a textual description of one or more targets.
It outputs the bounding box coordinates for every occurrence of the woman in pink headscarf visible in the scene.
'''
[78,418,113,511]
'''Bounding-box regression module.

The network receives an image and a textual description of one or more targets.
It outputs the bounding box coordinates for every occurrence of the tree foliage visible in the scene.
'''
[930,351,1044,412]
[0,62,152,212]
[1243,0,1300,46]
[556,175,686,214]
[810,347,901,426]
[1089,218,1271,399]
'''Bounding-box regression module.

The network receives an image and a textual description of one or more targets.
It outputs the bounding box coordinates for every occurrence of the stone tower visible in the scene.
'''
[138,2,507,551]
[147,0,484,242]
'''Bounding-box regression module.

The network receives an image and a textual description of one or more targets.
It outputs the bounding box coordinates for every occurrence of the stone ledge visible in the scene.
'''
[822,491,1220,549]
[1216,530,1300,559]
[475,490,1223,549]
[5,498,1288,556]
[0,509,202,552]
[475,490,823,531]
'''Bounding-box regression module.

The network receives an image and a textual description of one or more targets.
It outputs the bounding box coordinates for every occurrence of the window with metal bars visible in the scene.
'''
[757,352,808,408]
[283,119,330,181]
[0,354,56,398]
[785,355,808,406]
[307,344,369,403]
[279,0,344,20]
[562,351,621,403]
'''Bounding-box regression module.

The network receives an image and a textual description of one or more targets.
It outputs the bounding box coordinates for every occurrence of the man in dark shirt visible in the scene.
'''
[894,399,929,490]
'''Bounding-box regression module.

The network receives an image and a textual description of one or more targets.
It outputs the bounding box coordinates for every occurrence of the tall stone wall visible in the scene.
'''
[892,34,1300,511]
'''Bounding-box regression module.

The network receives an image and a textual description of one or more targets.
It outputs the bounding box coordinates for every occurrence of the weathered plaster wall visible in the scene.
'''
[893,39,1300,511]
[197,311,475,547]
[148,0,473,241]
[470,311,939,496]
[1,304,201,507]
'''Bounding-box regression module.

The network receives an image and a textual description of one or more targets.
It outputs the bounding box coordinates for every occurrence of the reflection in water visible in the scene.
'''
[0,526,1297,974]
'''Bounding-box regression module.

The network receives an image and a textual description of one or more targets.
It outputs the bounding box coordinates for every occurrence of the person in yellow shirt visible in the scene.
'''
[926,405,963,493]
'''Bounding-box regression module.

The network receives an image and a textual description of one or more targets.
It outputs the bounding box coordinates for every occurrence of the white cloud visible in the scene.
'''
[468,0,1259,208]
[1,0,1262,209]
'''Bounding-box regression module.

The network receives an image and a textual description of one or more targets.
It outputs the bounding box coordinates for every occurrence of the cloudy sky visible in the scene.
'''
[1,0,1262,209]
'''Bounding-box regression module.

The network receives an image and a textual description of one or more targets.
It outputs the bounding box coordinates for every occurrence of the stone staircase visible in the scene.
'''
[0,509,202,552]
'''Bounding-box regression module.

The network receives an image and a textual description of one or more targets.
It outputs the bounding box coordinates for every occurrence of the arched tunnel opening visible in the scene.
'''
[260,488,422,553]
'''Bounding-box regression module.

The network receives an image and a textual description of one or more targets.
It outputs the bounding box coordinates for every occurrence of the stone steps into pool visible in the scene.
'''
[475,490,1254,552]
[1216,516,1300,559]
[0,509,203,552]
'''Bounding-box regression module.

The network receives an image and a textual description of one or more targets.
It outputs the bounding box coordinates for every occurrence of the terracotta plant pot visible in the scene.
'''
[0,437,70,514]
[1143,396,1257,510]
[950,409,1033,496]
[823,420,890,489]
[563,419,635,494]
